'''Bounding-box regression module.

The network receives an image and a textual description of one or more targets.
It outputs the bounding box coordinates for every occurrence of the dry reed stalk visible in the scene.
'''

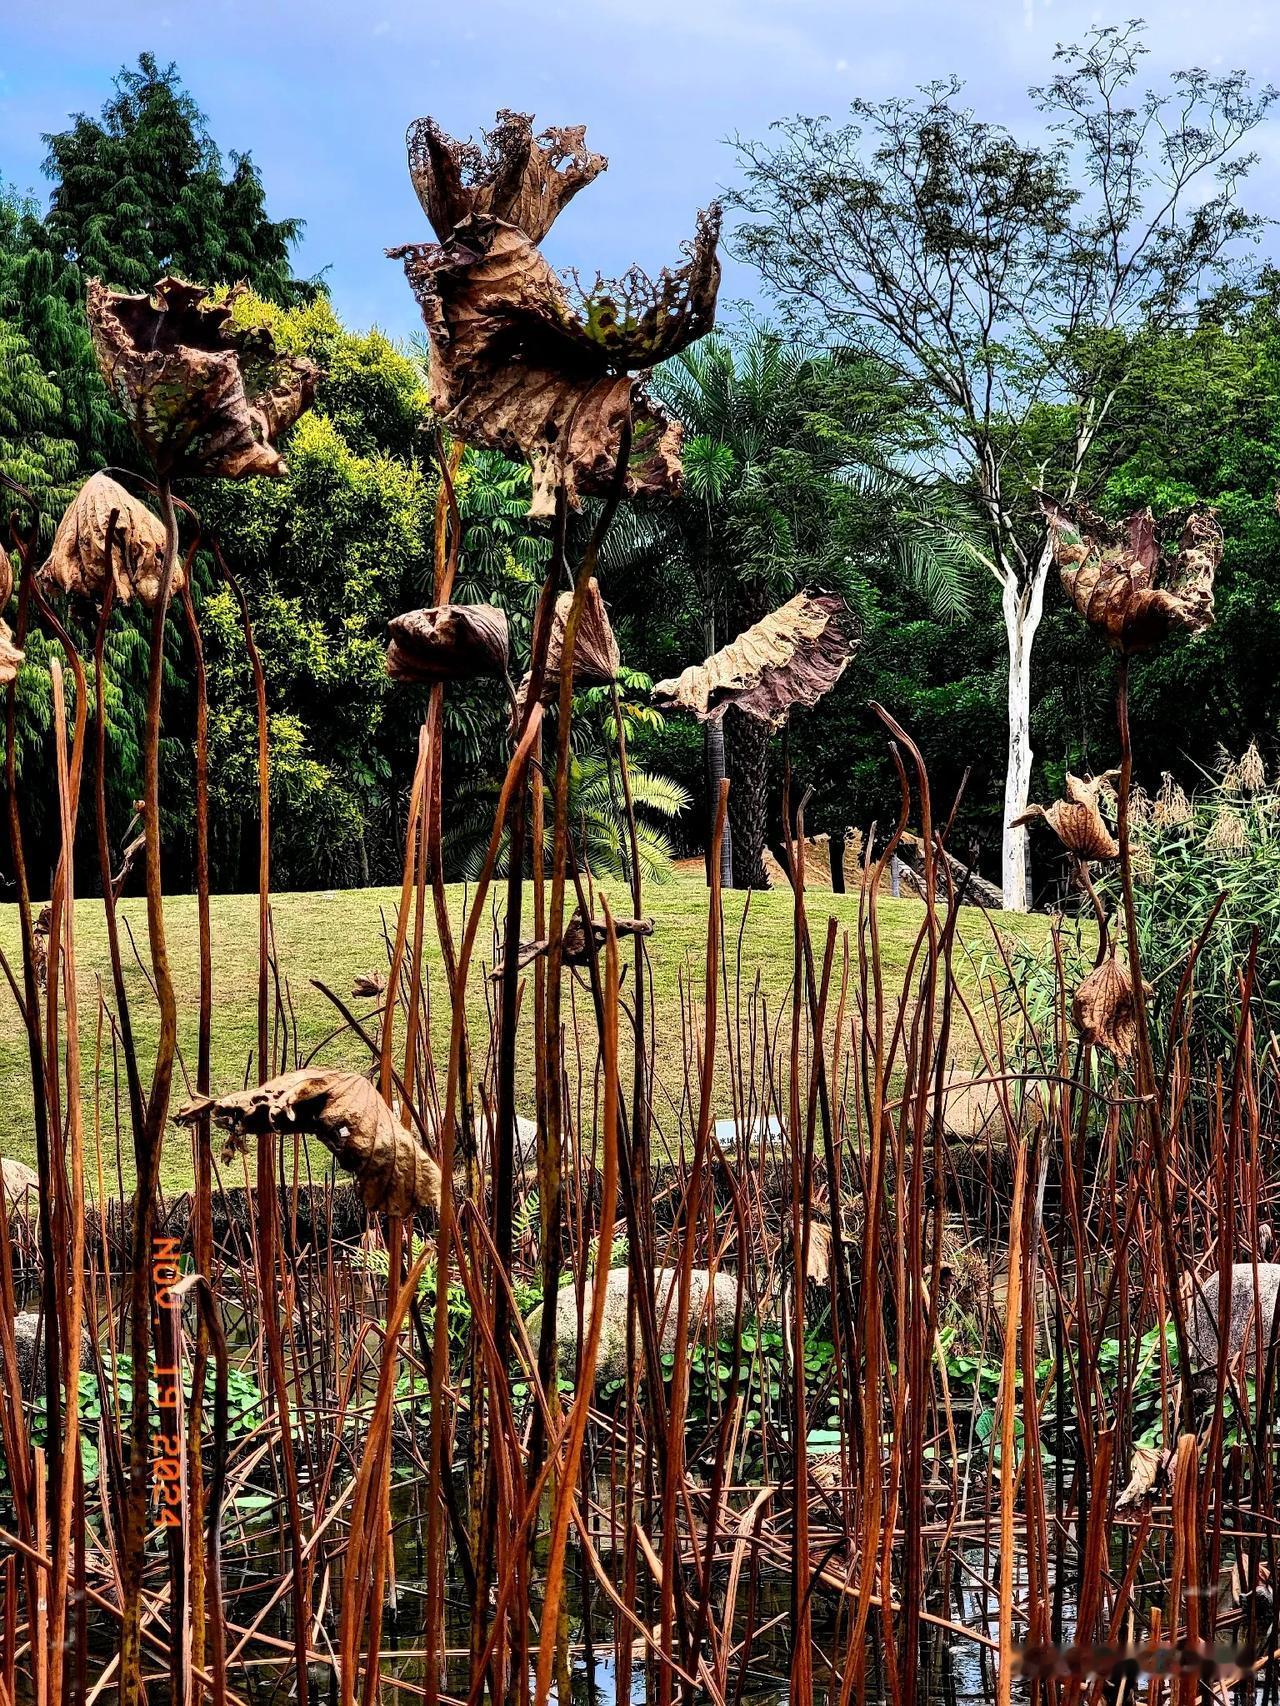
[45,660,87,1706]
[422,702,546,1696]
[180,578,214,1696]
[115,471,183,1706]
[216,544,312,1706]
[996,1142,1027,1706]
[533,908,620,1702]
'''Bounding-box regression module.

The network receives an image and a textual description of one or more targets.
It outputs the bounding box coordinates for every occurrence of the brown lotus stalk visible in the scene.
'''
[1071,954,1150,1061]
[389,111,720,516]
[42,472,180,607]
[87,276,318,479]
[1041,494,1222,653]
[1012,771,1119,861]
[386,603,509,683]
[177,1069,441,1217]
[652,591,856,727]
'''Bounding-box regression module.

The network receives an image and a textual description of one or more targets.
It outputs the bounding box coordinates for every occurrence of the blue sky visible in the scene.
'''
[3,0,1279,340]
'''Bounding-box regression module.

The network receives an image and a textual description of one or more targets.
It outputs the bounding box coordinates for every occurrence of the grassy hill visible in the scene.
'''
[0,876,1044,1193]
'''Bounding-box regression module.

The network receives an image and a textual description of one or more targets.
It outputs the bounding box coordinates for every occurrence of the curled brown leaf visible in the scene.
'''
[177,1069,440,1218]
[1071,954,1150,1061]
[407,110,606,245]
[87,277,318,479]
[390,113,719,516]
[42,472,179,607]
[387,603,510,683]
[514,577,620,716]
[0,622,23,686]
[1012,771,1119,861]
[1041,494,1221,653]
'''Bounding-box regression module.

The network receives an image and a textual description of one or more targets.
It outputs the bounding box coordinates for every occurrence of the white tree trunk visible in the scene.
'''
[1000,542,1053,912]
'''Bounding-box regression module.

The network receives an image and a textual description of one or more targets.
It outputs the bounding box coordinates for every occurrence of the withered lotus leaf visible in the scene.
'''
[42,472,180,607]
[1041,494,1221,653]
[178,1069,441,1218]
[386,603,510,683]
[1012,771,1119,862]
[516,577,620,713]
[408,110,606,246]
[542,577,619,692]
[0,623,22,686]
[1071,955,1149,1061]
[652,592,855,728]
[390,113,720,517]
[87,277,318,480]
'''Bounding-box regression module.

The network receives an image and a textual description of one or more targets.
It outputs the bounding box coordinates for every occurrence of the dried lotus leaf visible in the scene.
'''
[42,473,178,607]
[1071,954,1150,1061]
[0,621,23,686]
[515,578,620,714]
[1042,494,1221,653]
[177,1069,441,1218]
[386,603,510,683]
[87,277,318,480]
[408,110,606,245]
[1115,1444,1173,1511]
[543,578,618,692]
[652,591,855,728]
[391,113,720,517]
[1012,771,1119,861]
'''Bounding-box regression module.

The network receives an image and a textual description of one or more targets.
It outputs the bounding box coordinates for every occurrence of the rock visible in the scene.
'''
[761,834,834,891]
[526,1265,739,1386]
[11,1310,90,1398]
[1187,1263,1280,1370]
[2,1156,39,1222]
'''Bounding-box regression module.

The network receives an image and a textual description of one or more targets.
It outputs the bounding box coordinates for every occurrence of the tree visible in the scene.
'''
[1018,276,1280,835]
[0,189,106,506]
[193,293,439,888]
[42,53,304,304]
[605,327,979,887]
[732,23,1276,907]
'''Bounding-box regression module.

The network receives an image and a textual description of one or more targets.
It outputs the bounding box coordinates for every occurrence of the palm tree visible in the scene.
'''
[603,327,981,887]
[446,677,693,887]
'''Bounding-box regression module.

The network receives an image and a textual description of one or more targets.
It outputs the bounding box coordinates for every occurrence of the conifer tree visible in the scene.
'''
[42,53,304,302]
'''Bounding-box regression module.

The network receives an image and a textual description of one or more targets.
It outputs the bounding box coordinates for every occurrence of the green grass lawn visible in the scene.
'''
[0,875,1044,1193]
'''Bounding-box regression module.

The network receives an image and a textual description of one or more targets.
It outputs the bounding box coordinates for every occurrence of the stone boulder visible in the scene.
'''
[2,1156,40,1224]
[1188,1263,1280,1370]
[11,1310,91,1398]
[526,1264,739,1386]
